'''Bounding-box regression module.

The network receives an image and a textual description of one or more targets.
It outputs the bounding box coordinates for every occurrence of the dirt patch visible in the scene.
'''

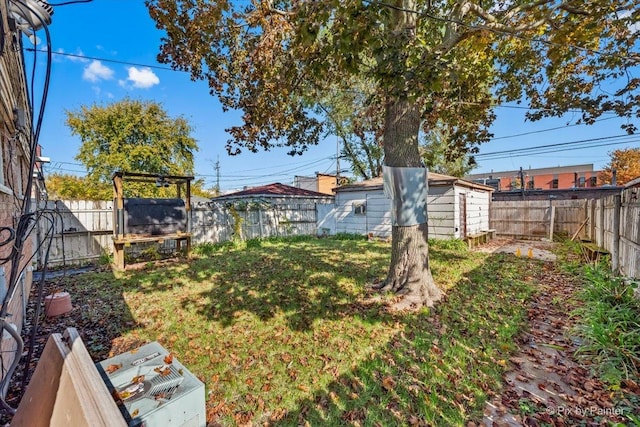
[475,238,557,262]
[478,241,640,426]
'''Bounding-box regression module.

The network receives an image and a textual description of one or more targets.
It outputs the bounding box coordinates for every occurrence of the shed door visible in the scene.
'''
[459,193,467,239]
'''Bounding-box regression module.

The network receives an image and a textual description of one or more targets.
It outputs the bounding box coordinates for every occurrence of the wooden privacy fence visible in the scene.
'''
[491,187,640,279]
[490,199,587,240]
[36,200,319,267]
[587,188,640,280]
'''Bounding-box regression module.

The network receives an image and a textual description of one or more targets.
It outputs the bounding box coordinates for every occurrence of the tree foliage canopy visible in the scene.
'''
[598,147,640,185]
[147,0,639,158]
[66,98,199,187]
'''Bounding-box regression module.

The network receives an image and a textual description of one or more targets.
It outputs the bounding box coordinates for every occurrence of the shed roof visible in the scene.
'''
[337,171,494,193]
[625,176,640,188]
[213,182,332,200]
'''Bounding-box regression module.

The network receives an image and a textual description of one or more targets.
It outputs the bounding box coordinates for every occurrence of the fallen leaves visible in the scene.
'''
[482,264,640,426]
[105,363,122,374]
[381,375,396,391]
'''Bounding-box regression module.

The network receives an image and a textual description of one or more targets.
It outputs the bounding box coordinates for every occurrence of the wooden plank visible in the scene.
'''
[12,328,125,427]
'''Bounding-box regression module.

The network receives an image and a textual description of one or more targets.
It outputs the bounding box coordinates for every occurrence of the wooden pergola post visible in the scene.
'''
[113,173,125,271]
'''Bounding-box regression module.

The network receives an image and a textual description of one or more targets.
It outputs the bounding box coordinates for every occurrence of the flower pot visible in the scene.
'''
[44,292,73,317]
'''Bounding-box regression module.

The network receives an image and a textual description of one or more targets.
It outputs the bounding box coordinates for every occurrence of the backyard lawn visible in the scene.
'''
[16,236,547,425]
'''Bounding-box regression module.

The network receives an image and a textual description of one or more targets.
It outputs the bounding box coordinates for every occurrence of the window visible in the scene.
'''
[589,176,597,187]
[551,178,558,189]
[578,177,585,188]
[353,202,366,215]
[527,178,534,189]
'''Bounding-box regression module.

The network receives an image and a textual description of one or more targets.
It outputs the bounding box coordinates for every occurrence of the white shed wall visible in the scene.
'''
[329,185,472,239]
[454,186,492,237]
[427,186,456,239]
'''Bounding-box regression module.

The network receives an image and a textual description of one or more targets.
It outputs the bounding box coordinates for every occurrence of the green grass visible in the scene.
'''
[60,237,540,426]
[571,264,640,384]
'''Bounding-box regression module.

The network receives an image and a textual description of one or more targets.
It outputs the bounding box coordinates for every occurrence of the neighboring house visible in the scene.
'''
[208,182,334,239]
[318,172,494,239]
[214,182,335,204]
[0,0,40,399]
[293,173,340,195]
[467,164,604,191]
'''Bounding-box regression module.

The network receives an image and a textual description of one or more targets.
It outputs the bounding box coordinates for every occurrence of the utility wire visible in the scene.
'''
[26,47,182,72]
[476,134,636,158]
[477,140,637,161]
[490,116,621,141]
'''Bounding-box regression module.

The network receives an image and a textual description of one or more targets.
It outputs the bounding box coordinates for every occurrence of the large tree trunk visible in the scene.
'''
[377,96,442,310]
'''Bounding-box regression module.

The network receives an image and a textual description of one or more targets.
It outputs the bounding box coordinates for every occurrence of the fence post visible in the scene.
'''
[611,194,621,273]
[598,197,605,247]
[549,205,555,241]
[589,199,595,241]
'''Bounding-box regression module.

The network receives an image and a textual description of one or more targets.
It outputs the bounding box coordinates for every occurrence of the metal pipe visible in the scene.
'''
[0,320,23,414]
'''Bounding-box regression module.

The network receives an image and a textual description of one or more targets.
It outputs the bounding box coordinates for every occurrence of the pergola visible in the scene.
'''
[111,171,193,270]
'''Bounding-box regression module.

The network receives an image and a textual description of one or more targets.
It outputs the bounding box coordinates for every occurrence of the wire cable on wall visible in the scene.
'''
[0,0,53,414]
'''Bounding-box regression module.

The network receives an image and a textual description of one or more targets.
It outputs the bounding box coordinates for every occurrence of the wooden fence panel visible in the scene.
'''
[38,200,114,267]
[617,189,640,279]
[39,200,321,266]
[569,189,639,280]
[490,200,587,239]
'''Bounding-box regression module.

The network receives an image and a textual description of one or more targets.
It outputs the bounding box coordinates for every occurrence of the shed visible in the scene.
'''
[208,183,334,239]
[318,172,494,240]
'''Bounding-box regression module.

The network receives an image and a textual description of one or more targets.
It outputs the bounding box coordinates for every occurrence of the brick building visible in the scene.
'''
[293,173,342,195]
[466,164,604,191]
[0,0,45,403]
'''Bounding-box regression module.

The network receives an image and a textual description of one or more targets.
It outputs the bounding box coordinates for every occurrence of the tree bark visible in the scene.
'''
[377,96,442,309]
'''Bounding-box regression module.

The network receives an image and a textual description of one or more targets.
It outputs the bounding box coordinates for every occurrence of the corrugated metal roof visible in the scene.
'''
[213,182,331,200]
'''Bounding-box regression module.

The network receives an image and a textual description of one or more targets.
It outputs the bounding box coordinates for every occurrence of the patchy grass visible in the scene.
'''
[572,265,640,384]
[52,236,539,426]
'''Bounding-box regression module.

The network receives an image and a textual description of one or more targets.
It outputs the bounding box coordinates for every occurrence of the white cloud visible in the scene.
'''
[57,48,89,63]
[125,67,160,89]
[83,60,114,82]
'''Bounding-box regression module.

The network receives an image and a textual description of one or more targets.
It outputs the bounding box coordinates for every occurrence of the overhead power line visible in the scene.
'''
[476,134,638,161]
[26,48,179,72]
[490,116,620,141]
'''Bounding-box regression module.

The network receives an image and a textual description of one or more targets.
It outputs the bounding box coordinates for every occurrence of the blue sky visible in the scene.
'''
[23,0,639,191]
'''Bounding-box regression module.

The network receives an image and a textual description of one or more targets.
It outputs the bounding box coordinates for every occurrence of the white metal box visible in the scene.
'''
[97,341,205,427]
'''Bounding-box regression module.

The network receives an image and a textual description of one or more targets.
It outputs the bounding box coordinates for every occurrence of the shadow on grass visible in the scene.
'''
[168,239,395,331]
[267,253,539,426]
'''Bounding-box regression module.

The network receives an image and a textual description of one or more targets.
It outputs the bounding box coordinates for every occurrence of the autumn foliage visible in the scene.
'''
[598,148,640,186]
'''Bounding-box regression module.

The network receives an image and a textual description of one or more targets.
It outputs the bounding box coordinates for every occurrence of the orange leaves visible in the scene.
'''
[154,365,171,376]
[381,375,396,391]
[164,353,174,364]
[105,363,122,374]
[599,147,640,185]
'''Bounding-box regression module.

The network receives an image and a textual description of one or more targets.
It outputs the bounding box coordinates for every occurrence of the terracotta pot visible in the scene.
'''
[44,292,73,317]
